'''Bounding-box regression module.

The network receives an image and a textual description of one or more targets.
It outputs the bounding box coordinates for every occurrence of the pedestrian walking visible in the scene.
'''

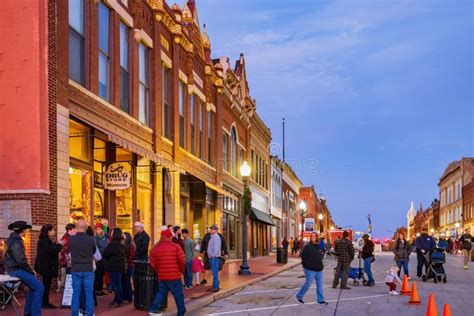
[149,229,186,316]
[459,228,473,269]
[58,223,76,291]
[35,224,63,309]
[68,219,97,316]
[360,234,375,286]
[282,237,289,251]
[298,238,304,255]
[319,237,326,258]
[289,237,295,254]
[414,228,435,279]
[292,237,299,255]
[192,253,205,286]
[103,228,127,307]
[123,232,135,303]
[182,228,195,289]
[294,232,328,305]
[4,221,44,316]
[332,231,355,289]
[94,222,108,296]
[385,266,402,295]
[448,237,454,254]
[133,221,150,261]
[325,239,332,256]
[393,233,411,279]
[200,224,228,292]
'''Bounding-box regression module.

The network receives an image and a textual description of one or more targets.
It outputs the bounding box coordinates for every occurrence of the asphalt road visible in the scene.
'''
[192,251,474,316]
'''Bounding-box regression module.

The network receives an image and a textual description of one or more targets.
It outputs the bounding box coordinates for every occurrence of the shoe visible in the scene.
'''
[185,285,192,289]
[294,293,304,304]
[407,277,411,280]
[212,288,220,292]
[464,265,468,270]
[196,283,200,287]
[416,276,422,280]
[391,291,399,295]
[201,279,207,285]
[317,301,329,306]
[341,286,351,290]
[368,282,375,287]
[149,312,163,316]
[332,284,338,289]
[388,291,393,295]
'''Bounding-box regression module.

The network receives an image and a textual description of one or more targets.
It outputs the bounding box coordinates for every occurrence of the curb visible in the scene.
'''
[164,260,301,315]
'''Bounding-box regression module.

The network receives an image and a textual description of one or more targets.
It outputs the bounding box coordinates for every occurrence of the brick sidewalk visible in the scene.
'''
[3,253,301,315]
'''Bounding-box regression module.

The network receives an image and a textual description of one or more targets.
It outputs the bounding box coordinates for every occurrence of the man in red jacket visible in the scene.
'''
[149,229,186,316]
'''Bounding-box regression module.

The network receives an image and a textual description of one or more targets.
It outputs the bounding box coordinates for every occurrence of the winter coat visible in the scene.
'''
[4,233,34,274]
[460,234,473,250]
[415,234,436,254]
[301,242,324,272]
[361,240,374,260]
[334,238,355,264]
[102,241,127,273]
[192,257,205,273]
[200,233,228,257]
[282,239,289,249]
[59,232,71,268]
[125,243,136,269]
[150,239,185,281]
[95,234,108,256]
[133,231,150,261]
[393,240,411,261]
[172,236,185,252]
[34,236,62,277]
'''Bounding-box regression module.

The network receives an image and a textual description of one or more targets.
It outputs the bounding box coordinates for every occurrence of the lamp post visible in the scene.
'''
[318,213,323,233]
[239,161,251,275]
[455,222,460,240]
[299,201,307,238]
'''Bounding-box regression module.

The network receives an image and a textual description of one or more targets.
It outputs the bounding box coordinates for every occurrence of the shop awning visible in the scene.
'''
[250,208,276,226]
[205,182,235,199]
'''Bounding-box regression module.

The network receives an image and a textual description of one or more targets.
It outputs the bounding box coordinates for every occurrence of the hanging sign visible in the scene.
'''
[304,218,315,232]
[104,162,130,190]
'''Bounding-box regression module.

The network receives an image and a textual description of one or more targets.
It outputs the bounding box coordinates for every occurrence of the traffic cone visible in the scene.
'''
[425,293,438,316]
[442,304,451,316]
[408,282,421,305]
[400,275,411,295]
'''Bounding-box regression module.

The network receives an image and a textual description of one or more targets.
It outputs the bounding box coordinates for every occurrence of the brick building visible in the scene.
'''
[282,162,302,239]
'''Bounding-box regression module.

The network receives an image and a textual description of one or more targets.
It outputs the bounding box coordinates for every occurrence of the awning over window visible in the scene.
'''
[250,208,276,226]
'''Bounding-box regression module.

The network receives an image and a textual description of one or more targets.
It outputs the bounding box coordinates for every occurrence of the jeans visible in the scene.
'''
[209,257,220,289]
[9,269,44,316]
[71,271,94,316]
[463,249,472,267]
[363,257,374,284]
[332,261,350,288]
[296,268,325,303]
[109,271,123,304]
[122,268,133,301]
[396,260,409,277]
[416,252,428,277]
[149,280,186,316]
[185,261,193,287]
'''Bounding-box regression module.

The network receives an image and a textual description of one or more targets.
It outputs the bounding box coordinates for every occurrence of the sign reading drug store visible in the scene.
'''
[105,162,131,190]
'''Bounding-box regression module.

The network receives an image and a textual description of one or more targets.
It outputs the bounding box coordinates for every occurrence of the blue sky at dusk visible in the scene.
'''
[192,0,473,237]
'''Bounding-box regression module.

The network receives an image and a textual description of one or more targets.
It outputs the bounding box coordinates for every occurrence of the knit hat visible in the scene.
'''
[94,222,103,229]
[161,229,173,238]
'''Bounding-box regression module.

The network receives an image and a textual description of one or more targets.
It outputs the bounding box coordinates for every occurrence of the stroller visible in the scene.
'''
[422,248,447,283]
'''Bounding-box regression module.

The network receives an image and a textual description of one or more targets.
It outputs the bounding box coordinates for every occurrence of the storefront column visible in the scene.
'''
[105,143,116,227]
[153,165,164,243]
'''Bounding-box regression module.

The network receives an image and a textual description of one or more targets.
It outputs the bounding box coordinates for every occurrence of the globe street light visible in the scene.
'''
[455,222,460,239]
[318,214,323,233]
[239,161,251,275]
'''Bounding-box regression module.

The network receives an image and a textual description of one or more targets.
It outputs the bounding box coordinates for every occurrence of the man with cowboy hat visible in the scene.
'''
[4,221,44,316]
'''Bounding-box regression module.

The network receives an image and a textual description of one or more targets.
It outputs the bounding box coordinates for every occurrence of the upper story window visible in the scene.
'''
[223,133,229,172]
[162,67,172,139]
[230,127,237,176]
[190,94,196,154]
[98,1,110,101]
[138,43,150,125]
[119,22,130,113]
[199,101,205,160]
[208,111,214,165]
[69,0,85,85]
[178,81,186,148]
[455,180,462,200]
[447,186,453,204]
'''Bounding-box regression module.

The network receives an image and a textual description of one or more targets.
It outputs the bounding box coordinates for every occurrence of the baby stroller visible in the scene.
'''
[422,248,447,283]
[335,257,367,286]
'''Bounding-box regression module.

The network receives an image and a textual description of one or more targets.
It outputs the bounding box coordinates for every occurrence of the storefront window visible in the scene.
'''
[229,215,235,250]
[70,120,91,162]
[180,197,187,228]
[137,157,152,235]
[222,213,227,246]
[69,167,92,223]
[115,148,133,234]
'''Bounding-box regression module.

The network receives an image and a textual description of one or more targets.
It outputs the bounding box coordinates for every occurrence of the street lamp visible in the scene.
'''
[239,161,251,275]
[455,222,460,239]
[318,213,323,233]
[299,201,306,238]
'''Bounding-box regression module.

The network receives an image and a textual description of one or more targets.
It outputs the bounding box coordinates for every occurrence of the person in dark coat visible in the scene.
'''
[172,226,185,251]
[332,231,355,289]
[34,224,63,309]
[294,232,328,305]
[133,221,150,261]
[281,237,289,250]
[393,233,411,278]
[4,221,44,316]
[103,228,127,307]
[360,234,375,286]
[414,228,435,279]
[122,232,135,303]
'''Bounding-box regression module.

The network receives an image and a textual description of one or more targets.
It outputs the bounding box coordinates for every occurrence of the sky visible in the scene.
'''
[190,0,473,238]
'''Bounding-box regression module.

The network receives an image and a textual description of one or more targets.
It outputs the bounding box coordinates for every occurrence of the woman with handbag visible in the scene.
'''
[35,224,64,309]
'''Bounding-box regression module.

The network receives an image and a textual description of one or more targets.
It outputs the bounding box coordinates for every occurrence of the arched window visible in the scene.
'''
[231,127,237,176]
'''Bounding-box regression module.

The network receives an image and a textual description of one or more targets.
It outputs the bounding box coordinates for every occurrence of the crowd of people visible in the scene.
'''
[2,218,472,316]
[2,220,228,316]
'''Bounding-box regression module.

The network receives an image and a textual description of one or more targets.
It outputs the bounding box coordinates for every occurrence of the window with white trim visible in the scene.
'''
[98,1,110,100]
[138,43,149,125]
[69,0,85,85]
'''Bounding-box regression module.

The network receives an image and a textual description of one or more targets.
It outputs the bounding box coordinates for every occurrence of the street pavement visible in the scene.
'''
[193,251,474,316]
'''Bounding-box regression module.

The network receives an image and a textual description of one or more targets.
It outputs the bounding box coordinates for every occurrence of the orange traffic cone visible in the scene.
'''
[425,293,438,316]
[400,275,411,295]
[408,282,421,305]
[442,304,451,316]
